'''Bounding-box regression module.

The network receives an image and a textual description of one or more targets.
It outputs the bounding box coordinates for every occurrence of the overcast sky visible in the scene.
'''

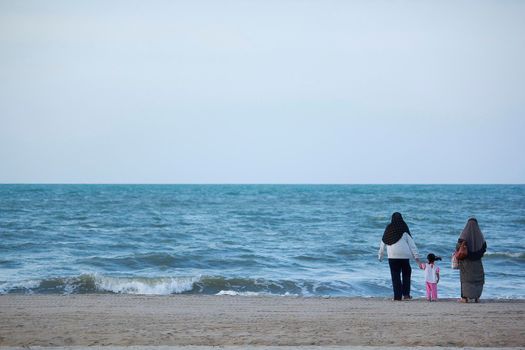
[1,0,524,184]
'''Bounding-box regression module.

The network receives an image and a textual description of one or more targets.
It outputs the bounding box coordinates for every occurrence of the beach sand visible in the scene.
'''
[0,295,524,348]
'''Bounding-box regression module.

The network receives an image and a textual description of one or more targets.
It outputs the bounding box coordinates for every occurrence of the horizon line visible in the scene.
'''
[1,182,524,186]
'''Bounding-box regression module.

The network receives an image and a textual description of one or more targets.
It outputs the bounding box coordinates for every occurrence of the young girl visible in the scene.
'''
[420,253,441,301]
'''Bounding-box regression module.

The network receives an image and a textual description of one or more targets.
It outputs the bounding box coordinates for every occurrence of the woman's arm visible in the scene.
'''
[405,234,421,264]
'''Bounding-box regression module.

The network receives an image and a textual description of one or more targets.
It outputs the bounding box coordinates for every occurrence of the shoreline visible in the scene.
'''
[1,348,524,350]
[1,295,524,347]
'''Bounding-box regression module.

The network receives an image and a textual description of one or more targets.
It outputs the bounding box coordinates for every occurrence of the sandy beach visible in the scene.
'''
[1,295,524,348]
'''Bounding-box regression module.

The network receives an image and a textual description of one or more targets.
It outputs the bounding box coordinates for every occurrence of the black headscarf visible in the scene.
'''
[382,212,411,245]
[459,217,486,252]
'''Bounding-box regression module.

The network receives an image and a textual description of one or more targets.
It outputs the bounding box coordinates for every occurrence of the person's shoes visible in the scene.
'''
[459,298,468,303]
[474,298,479,303]
[403,295,413,300]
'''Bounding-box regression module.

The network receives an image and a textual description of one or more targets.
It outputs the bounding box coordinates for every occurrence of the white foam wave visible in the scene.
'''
[94,275,199,295]
[216,290,262,296]
[485,251,525,258]
[0,279,40,294]
[216,290,298,297]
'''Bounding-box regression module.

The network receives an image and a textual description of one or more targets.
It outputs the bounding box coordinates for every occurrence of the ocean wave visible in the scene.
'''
[0,274,197,295]
[96,275,198,294]
[293,254,340,263]
[216,290,282,296]
[78,253,189,269]
[0,259,23,268]
[193,276,310,295]
[0,274,354,296]
[485,252,525,260]
[0,279,40,294]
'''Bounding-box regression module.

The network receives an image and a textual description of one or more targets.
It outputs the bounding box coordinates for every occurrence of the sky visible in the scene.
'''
[1,0,524,184]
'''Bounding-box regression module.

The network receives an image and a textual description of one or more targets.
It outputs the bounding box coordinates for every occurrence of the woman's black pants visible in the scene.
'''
[388,258,412,300]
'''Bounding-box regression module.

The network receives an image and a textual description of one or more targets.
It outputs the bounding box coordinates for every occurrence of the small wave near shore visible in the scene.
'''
[0,274,370,296]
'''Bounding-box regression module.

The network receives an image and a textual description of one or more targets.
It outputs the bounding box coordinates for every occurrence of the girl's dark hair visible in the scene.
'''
[427,253,442,262]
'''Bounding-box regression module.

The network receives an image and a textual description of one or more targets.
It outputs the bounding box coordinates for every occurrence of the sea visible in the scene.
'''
[1,184,524,299]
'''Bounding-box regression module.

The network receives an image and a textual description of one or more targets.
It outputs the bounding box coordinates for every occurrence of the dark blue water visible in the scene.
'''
[1,185,524,298]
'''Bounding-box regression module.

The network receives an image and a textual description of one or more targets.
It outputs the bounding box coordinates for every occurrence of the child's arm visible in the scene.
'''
[436,267,440,283]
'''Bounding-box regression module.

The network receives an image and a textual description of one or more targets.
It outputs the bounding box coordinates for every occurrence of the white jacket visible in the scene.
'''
[378,232,420,260]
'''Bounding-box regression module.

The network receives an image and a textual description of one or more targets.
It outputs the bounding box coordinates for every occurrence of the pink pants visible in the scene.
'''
[426,282,438,301]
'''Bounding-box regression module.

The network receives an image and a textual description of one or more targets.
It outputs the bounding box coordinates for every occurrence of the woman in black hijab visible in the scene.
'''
[457,217,487,303]
[378,212,421,301]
